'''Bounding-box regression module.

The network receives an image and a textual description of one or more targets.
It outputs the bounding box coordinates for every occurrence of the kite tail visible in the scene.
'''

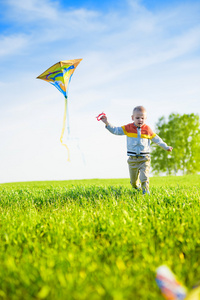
[60,97,70,161]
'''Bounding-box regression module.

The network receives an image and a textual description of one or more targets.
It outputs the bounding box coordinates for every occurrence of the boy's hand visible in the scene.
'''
[167,146,173,152]
[96,112,109,125]
[100,115,109,126]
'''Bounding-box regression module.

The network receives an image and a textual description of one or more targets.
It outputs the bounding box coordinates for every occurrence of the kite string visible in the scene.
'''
[60,97,70,161]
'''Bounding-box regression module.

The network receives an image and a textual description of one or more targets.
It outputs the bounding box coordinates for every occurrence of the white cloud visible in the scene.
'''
[5,0,100,28]
[5,0,61,21]
[0,34,28,57]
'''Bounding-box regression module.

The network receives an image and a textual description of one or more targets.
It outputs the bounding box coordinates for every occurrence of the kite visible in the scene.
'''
[37,59,82,161]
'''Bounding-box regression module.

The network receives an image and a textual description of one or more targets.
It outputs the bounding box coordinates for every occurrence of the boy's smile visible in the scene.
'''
[131,111,147,127]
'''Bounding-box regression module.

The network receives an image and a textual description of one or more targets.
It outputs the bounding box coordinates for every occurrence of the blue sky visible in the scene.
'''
[0,0,200,183]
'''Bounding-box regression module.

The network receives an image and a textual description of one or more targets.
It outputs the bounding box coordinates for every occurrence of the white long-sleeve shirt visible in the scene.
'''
[106,122,169,156]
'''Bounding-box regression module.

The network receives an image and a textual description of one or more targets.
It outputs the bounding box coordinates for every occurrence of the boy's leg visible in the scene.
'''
[127,156,140,189]
[139,156,151,193]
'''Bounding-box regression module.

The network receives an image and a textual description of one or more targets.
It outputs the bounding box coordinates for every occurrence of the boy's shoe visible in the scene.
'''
[134,187,141,193]
[135,184,141,191]
[133,187,141,195]
[135,187,141,191]
[142,189,150,195]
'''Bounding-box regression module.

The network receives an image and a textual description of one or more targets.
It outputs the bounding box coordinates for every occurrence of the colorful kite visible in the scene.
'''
[37,59,82,161]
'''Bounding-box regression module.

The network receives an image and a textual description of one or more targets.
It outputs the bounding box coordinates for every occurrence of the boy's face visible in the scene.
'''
[132,111,146,127]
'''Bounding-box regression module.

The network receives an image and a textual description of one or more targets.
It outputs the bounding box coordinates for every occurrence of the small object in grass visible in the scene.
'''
[156,265,187,300]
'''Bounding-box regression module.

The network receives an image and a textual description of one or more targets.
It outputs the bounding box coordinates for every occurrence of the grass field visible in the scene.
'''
[0,175,200,300]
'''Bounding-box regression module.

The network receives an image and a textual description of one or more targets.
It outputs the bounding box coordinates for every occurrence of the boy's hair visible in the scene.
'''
[133,106,146,114]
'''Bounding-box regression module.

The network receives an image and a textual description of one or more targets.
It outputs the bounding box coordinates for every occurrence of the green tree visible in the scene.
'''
[151,113,200,175]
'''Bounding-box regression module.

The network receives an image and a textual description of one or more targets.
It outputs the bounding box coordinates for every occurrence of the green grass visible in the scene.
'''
[1,174,200,188]
[0,175,199,299]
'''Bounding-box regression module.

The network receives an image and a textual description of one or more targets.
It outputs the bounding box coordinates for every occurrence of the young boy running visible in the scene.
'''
[100,106,173,194]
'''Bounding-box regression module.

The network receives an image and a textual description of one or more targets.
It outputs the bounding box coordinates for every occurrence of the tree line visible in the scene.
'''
[151,113,200,175]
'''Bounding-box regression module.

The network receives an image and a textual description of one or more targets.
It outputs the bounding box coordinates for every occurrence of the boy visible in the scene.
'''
[100,106,173,194]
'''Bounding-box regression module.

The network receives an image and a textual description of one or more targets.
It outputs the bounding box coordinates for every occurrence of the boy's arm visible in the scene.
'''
[152,135,173,151]
[100,115,124,135]
[106,124,125,135]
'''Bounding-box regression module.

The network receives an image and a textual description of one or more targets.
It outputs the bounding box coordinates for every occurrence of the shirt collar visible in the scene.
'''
[133,123,145,129]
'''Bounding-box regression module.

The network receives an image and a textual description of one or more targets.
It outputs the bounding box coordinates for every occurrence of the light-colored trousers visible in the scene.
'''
[127,156,151,192]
